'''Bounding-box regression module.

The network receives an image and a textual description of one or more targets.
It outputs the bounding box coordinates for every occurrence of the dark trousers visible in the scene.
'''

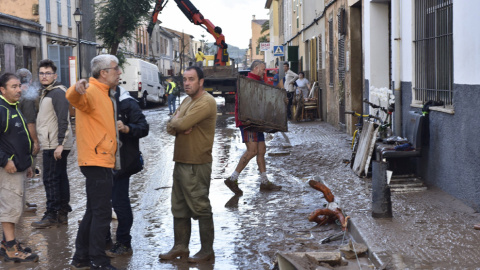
[42,149,71,214]
[287,92,294,119]
[73,166,113,266]
[112,172,133,246]
[167,94,177,114]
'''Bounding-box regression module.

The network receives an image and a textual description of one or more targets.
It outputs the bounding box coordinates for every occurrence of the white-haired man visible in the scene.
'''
[66,54,121,270]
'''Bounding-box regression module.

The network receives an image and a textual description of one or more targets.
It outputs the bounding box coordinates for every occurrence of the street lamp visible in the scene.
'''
[73,8,82,79]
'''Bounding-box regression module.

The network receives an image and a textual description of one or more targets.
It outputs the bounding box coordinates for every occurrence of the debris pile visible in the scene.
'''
[307,179,350,231]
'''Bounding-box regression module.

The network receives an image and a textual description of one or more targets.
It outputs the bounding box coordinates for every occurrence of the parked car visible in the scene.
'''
[120,58,165,108]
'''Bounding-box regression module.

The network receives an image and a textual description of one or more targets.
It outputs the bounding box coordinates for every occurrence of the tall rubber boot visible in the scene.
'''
[159,218,191,260]
[188,217,215,263]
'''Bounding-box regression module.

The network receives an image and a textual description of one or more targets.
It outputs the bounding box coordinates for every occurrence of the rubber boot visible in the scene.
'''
[188,217,215,263]
[159,218,191,260]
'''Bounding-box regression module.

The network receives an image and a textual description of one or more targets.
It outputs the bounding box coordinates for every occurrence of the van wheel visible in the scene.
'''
[140,94,148,108]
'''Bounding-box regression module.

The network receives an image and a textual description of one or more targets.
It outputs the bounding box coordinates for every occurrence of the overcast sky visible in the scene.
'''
[155,0,269,49]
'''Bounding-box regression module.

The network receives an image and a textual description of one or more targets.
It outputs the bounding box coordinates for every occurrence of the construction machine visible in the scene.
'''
[149,0,239,103]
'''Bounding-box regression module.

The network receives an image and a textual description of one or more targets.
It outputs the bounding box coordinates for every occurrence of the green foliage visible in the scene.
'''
[260,20,270,34]
[116,51,126,68]
[95,0,152,56]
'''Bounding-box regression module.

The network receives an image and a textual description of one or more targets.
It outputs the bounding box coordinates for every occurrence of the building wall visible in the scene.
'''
[365,0,480,211]
[324,0,357,130]
[265,0,279,68]
[363,0,393,130]
[418,1,480,211]
[0,0,39,22]
[38,0,86,83]
[251,18,268,62]
[302,0,326,120]
[0,13,42,76]
[166,28,195,72]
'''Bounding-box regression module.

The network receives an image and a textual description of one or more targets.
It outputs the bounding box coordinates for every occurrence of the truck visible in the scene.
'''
[202,55,238,103]
[149,0,236,103]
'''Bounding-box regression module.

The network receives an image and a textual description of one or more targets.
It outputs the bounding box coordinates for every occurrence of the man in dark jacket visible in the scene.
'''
[106,86,149,257]
[0,73,38,263]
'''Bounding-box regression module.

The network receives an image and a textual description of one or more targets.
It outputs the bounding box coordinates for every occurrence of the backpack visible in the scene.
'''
[170,82,180,96]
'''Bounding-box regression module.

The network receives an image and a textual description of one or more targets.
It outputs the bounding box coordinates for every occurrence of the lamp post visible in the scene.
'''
[73,8,83,79]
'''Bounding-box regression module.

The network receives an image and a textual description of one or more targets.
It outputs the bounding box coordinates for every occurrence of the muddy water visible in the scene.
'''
[2,97,360,269]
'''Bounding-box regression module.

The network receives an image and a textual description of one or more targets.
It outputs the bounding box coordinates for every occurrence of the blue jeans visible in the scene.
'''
[168,94,177,114]
[42,149,71,214]
[73,166,113,266]
[112,172,133,246]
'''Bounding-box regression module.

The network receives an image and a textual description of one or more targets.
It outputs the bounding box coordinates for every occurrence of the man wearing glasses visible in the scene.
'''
[66,54,121,270]
[32,59,75,229]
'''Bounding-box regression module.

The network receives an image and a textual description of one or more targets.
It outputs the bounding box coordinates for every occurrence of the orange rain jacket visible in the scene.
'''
[66,78,117,168]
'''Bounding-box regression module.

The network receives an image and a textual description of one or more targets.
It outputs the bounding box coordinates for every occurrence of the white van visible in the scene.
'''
[120,58,165,108]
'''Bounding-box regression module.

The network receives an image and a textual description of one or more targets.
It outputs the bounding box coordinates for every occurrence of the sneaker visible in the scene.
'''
[260,181,282,191]
[70,259,90,270]
[224,177,243,195]
[31,212,57,228]
[106,242,133,257]
[2,240,38,263]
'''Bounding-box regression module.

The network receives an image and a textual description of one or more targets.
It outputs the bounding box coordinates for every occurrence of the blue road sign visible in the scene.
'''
[273,46,284,56]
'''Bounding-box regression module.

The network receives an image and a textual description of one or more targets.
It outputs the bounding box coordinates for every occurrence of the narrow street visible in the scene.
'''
[2,98,371,270]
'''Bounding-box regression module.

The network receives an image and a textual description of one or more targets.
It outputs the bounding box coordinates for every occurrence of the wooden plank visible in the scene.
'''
[353,120,377,176]
[237,76,288,133]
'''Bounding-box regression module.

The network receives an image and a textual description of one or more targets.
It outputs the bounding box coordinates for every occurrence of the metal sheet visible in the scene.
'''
[237,76,288,133]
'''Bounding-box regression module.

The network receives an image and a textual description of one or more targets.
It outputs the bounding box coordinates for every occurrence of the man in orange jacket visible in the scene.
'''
[66,54,121,270]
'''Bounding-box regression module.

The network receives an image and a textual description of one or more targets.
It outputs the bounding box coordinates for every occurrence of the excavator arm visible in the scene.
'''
[149,0,229,66]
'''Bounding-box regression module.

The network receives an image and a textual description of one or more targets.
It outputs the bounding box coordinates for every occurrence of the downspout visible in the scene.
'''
[393,0,402,135]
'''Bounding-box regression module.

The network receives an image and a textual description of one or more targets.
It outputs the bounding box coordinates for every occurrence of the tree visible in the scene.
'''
[95,0,152,58]
[200,34,212,55]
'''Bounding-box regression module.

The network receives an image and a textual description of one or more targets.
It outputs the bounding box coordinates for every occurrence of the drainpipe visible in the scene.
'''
[393,0,402,135]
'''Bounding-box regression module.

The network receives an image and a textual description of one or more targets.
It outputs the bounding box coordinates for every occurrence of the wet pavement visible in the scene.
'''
[3,96,480,269]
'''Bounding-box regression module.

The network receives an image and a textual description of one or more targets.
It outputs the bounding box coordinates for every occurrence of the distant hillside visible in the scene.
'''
[204,43,247,65]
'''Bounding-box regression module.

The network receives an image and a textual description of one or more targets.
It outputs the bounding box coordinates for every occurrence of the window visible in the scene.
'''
[48,45,72,84]
[57,0,62,26]
[67,0,71,28]
[328,19,334,86]
[338,8,346,82]
[414,0,453,105]
[46,0,51,23]
[318,35,323,85]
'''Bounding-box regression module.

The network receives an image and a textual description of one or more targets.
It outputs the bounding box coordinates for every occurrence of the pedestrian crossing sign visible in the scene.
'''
[273,46,284,56]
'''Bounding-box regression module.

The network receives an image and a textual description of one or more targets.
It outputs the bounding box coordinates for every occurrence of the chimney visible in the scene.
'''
[252,15,256,20]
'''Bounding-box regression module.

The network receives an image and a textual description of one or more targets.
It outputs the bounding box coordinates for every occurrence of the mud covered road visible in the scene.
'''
[2,98,373,269]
